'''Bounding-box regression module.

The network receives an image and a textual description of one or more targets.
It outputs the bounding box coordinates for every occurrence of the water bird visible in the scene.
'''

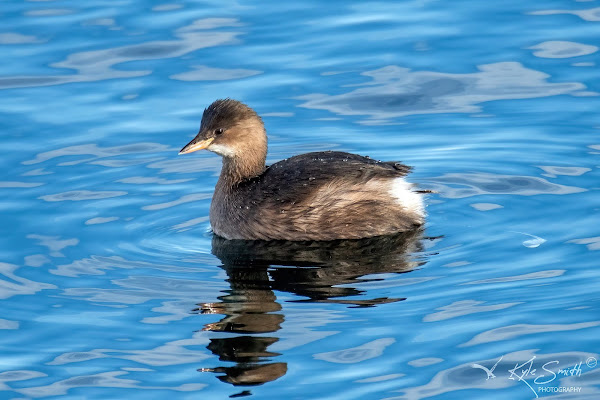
[179,99,426,240]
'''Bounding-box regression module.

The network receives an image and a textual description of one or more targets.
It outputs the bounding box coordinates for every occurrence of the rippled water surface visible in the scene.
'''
[2,1,600,399]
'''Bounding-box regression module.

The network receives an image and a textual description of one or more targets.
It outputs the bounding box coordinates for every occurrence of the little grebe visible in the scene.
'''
[179,99,426,241]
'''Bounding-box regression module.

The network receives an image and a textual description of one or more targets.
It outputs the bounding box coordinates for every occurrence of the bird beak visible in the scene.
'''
[178,137,214,155]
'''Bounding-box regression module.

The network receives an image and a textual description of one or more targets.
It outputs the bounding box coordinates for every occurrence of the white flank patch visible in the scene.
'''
[208,143,236,157]
[390,178,425,217]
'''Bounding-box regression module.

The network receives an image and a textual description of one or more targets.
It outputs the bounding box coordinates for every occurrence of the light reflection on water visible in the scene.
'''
[297,62,588,124]
[1,0,599,399]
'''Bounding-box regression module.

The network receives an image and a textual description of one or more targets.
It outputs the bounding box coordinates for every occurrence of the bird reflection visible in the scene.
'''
[195,229,427,391]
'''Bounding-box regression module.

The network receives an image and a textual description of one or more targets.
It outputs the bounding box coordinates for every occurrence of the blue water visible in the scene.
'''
[1,1,599,399]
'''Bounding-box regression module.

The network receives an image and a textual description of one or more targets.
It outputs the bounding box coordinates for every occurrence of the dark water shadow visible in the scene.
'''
[195,229,428,393]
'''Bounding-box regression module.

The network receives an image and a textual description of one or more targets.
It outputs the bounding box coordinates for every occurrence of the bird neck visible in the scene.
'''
[216,118,268,186]
[219,148,267,186]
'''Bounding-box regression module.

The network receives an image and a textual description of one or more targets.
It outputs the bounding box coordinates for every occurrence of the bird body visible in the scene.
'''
[179,99,425,241]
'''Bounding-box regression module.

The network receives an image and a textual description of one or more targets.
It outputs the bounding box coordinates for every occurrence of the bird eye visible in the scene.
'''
[214,128,224,135]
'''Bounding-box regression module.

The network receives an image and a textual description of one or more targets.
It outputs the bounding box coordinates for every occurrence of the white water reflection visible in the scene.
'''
[141,300,196,324]
[470,203,503,211]
[573,61,595,67]
[530,7,600,22]
[464,270,565,285]
[91,158,164,167]
[172,216,209,231]
[152,4,184,12]
[426,172,586,198]
[15,371,205,398]
[0,262,56,299]
[314,338,395,364]
[529,41,598,58]
[0,370,47,390]
[24,254,50,267]
[21,168,52,176]
[182,18,243,30]
[589,144,600,153]
[0,181,43,188]
[85,217,119,225]
[49,337,212,367]
[27,234,78,257]
[0,18,244,89]
[116,177,192,185]
[142,193,210,211]
[40,190,127,202]
[24,8,74,17]
[50,255,207,278]
[538,165,592,177]
[82,18,116,27]
[298,62,586,123]
[170,65,261,81]
[0,33,40,44]
[461,321,600,347]
[423,300,520,322]
[568,236,600,251]
[146,157,221,174]
[356,373,405,383]
[0,319,19,330]
[442,261,471,268]
[23,143,171,165]
[408,358,443,367]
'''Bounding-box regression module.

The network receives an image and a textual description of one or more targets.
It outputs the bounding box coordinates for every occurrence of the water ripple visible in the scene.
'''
[0,370,47,388]
[568,236,600,251]
[24,254,50,267]
[314,338,396,364]
[39,190,127,202]
[24,8,75,17]
[460,321,600,347]
[27,234,78,257]
[48,341,211,367]
[142,193,210,211]
[408,358,444,367]
[530,7,600,22]
[538,165,592,177]
[0,18,244,89]
[469,203,503,211]
[170,65,262,81]
[529,41,598,59]
[0,181,43,188]
[298,62,586,123]
[23,143,171,165]
[14,371,206,398]
[423,300,521,322]
[0,319,19,330]
[116,177,192,185]
[464,269,565,285]
[50,255,208,278]
[0,33,40,44]
[85,216,119,225]
[152,4,184,12]
[426,172,586,198]
[0,262,55,299]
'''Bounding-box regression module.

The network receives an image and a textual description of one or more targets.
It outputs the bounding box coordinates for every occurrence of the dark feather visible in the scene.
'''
[211,151,423,240]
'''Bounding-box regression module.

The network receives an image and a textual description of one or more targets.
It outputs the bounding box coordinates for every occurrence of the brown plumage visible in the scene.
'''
[179,99,425,241]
